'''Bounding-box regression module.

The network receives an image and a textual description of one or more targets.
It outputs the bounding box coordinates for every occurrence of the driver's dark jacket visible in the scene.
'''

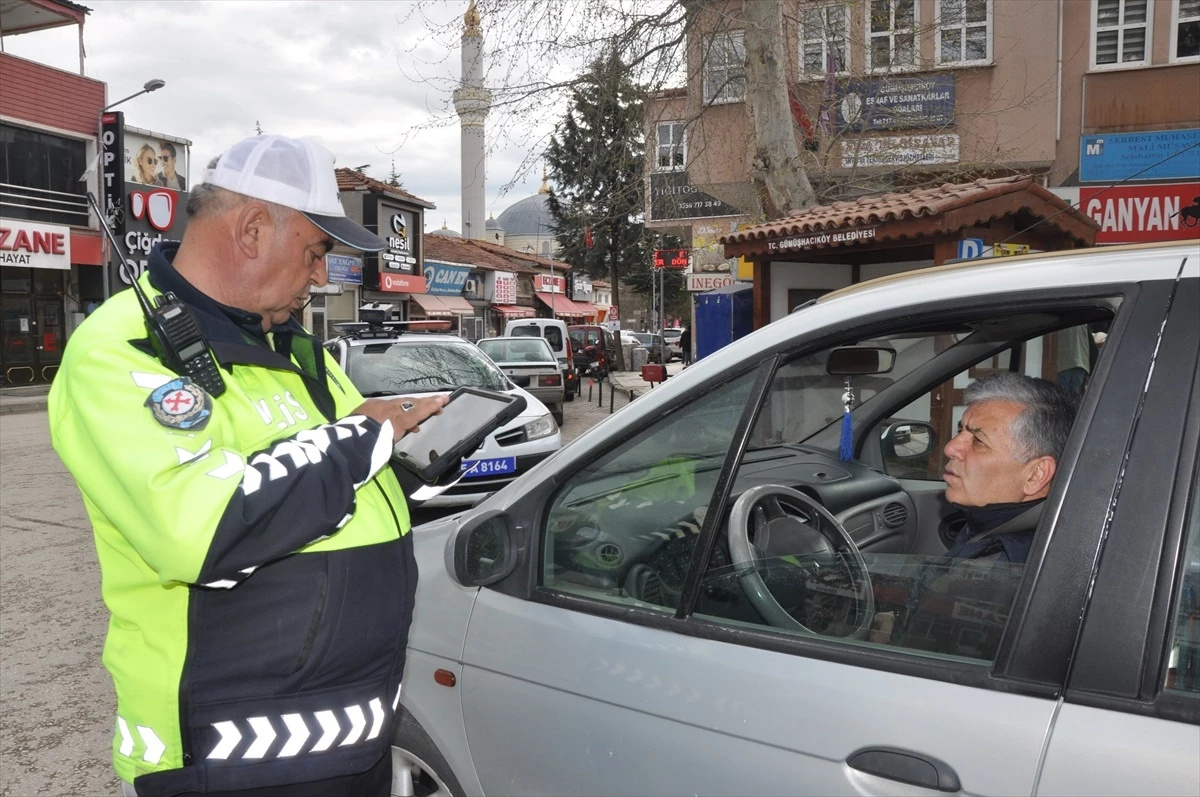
[49,243,416,796]
[943,500,1045,564]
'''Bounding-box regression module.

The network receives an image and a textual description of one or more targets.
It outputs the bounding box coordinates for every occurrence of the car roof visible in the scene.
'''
[336,332,470,348]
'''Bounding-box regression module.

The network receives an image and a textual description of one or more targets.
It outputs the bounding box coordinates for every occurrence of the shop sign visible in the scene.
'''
[326,253,362,285]
[0,219,70,269]
[649,171,743,221]
[423,261,470,295]
[841,134,959,169]
[768,226,878,252]
[1080,129,1200,183]
[490,271,516,303]
[111,186,187,289]
[993,243,1030,257]
[379,272,427,293]
[100,111,126,235]
[836,75,955,132]
[653,249,690,269]
[1080,182,1200,244]
[687,274,737,292]
[533,274,566,293]
[380,205,417,272]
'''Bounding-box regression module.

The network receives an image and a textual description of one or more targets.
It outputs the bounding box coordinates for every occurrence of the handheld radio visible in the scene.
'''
[86,192,226,397]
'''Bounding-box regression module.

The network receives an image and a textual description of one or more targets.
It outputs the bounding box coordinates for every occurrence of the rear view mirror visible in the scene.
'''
[881,421,936,459]
[827,346,896,375]
[450,510,517,586]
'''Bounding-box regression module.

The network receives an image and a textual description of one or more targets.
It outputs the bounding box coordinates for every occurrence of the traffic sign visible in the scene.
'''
[957,238,986,259]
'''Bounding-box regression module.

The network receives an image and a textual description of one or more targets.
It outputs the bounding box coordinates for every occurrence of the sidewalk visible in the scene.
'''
[0,384,50,415]
[607,361,685,396]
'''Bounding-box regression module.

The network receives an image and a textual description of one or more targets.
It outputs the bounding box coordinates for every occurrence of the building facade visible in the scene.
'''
[0,0,105,386]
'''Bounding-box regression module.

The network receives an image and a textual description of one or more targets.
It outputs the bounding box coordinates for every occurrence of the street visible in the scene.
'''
[0,375,647,796]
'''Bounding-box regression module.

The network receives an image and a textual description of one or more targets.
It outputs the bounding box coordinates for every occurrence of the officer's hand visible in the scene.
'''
[354,395,448,438]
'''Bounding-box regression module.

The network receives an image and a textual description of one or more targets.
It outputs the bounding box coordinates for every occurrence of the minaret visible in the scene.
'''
[453,0,491,240]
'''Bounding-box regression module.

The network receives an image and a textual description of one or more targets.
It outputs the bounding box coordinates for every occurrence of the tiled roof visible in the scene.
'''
[721,176,1098,247]
[424,235,571,275]
[334,168,435,209]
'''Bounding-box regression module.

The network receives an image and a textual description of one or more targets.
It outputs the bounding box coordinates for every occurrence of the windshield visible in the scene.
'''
[479,338,554,363]
[348,340,510,395]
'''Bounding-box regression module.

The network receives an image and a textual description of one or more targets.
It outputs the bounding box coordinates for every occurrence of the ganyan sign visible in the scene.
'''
[1080,183,1200,244]
[0,220,70,269]
[767,226,878,252]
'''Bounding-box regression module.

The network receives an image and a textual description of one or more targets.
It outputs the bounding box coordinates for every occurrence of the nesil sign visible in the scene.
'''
[0,220,70,269]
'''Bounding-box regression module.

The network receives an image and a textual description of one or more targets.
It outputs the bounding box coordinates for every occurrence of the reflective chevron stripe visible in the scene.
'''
[115,716,166,764]
[205,691,395,761]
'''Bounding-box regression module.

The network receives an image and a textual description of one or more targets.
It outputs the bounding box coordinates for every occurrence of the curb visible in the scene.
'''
[0,398,48,415]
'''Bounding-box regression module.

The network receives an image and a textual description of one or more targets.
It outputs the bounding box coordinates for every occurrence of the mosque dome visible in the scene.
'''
[495,193,553,238]
[485,214,503,231]
[428,220,461,238]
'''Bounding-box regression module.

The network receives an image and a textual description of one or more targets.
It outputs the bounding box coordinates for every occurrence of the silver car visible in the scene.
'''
[391,243,1200,796]
[477,337,565,426]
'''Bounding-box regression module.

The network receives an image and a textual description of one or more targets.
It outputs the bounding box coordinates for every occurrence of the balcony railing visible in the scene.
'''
[0,182,91,228]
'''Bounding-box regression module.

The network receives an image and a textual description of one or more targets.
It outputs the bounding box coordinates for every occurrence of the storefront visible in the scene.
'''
[347,179,434,322]
[532,273,596,321]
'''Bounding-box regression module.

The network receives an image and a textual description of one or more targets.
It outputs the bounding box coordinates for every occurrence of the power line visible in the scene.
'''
[1001,140,1200,245]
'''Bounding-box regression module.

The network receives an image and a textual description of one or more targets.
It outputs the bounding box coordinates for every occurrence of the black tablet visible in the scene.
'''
[390,387,527,484]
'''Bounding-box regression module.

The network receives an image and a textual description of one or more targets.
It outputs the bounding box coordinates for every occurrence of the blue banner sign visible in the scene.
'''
[836,74,955,132]
[1079,129,1200,183]
[422,261,471,295]
[326,253,362,285]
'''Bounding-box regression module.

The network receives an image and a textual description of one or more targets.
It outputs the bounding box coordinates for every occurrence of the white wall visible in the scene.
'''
[767,262,853,321]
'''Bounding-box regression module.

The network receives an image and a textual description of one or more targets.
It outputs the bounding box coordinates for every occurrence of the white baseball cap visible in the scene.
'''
[202,135,385,252]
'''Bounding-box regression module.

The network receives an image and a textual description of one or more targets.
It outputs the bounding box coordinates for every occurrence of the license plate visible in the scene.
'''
[461,456,517,478]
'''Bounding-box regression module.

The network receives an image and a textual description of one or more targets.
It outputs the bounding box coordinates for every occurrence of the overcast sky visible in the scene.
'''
[7,0,559,234]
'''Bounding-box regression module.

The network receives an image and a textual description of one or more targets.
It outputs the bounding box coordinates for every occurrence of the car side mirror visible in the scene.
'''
[827,345,896,375]
[881,421,936,460]
[449,509,517,586]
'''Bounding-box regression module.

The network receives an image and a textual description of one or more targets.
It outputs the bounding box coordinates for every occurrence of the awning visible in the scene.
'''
[493,304,535,317]
[534,292,596,318]
[438,295,476,313]
[409,293,453,317]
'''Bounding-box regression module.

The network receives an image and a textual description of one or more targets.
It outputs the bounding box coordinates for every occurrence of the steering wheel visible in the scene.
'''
[728,485,874,638]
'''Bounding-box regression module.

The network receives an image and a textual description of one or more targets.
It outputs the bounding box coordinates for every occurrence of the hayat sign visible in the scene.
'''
[687,274,737,292]
[0,220,70,269]
[379,272,427,293]
[768,226,878,252]
[1080,183,1200,244]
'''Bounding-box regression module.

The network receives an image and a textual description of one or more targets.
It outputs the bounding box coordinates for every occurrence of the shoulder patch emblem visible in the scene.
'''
[145,377,212,431]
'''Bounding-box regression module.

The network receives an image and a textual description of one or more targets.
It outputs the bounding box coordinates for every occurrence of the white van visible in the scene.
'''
[504,318,577,400]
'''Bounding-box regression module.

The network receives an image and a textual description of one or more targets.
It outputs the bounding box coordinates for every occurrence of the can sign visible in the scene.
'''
[1081,183,1200,244]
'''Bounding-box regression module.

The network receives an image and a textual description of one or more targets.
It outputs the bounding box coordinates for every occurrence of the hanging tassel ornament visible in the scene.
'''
[839,377,854,462]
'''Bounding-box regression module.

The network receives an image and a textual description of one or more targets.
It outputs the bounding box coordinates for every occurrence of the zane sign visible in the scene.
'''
[0,220,70,269]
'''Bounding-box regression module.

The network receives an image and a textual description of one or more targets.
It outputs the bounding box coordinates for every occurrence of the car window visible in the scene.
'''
[543,327,564,351]
[479,339,553,363]
[1167,484,1200,695]
[347,341,509,395]
[543,369,759,610]
[568,329,584,347]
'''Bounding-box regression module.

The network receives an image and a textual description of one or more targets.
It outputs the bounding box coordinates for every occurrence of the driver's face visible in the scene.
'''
[942,399,1035,507]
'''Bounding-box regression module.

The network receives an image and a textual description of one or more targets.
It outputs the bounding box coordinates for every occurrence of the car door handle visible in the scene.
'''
[847,747,961,792]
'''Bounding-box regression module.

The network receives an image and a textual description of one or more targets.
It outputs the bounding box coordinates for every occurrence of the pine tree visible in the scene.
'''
[545,51,649,363]
[387,158,403,188]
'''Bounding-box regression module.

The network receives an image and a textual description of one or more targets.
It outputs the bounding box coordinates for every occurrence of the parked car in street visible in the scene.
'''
[504,318,578,401]
[390,243,1200,796]
[660,327,683,361]
[324,319,561,508]
[626,331,665,364]
[477,337,565,426]
[568,324,618,377]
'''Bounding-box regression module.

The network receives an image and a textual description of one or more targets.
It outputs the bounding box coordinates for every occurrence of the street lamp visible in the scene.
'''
[98,79,166,301]
[103,78,166,112]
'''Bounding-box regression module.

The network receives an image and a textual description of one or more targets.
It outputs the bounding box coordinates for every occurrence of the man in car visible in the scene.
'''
[940,371,1078,563]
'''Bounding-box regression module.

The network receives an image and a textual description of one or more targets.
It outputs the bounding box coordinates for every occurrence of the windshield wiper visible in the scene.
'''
[362,390,400,397]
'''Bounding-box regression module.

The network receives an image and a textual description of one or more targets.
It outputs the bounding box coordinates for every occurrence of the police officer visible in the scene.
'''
[50,135,445,797]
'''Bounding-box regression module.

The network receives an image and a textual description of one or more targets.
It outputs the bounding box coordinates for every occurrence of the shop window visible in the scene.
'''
[868,0,918,72]
[0,124,89,227]
[936,0,992,65]
[1092,0,1151,68]
[1172,0,1200,61]
[799,4,851,78]
[656,122,687,171]
[703,31,746,104]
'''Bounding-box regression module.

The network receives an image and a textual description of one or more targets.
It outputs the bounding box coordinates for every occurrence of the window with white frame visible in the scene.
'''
[799,4,851,77]
[703,31,746,104]
[656,122,686,171]
[1173,0,1200,61]
[1093,0,1151,67]
[868,0,918,71]
[937,0,992,65]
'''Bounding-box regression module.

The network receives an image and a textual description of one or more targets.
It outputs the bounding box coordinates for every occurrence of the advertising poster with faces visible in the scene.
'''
[123,130,189,191]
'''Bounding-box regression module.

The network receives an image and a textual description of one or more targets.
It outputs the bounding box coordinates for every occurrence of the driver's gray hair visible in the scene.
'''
[186,156,289,223]
[964,371,1078,462]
